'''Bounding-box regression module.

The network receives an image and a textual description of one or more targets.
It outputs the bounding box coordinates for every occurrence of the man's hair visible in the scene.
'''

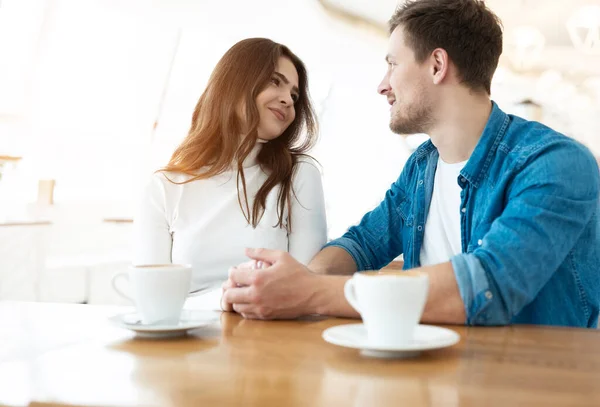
[389,0,503,94]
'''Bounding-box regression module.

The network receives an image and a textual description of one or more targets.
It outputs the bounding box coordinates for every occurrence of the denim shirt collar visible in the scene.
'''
[461,101,510,188]
[413,101,510,188]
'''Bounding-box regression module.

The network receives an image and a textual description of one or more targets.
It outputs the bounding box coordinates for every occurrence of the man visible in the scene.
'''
[222,0,600,327]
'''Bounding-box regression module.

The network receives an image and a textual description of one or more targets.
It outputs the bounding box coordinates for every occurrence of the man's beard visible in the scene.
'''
[389,100,433,135]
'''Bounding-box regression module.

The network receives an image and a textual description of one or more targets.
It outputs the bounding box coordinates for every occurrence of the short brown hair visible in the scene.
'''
[389,0,502,94]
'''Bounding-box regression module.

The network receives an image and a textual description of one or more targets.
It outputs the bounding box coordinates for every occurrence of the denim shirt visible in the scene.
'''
[326,102,600,327]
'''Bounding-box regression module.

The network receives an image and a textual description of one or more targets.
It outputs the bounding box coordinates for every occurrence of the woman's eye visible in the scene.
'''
[271,77,280,86]
[292,94,299,103]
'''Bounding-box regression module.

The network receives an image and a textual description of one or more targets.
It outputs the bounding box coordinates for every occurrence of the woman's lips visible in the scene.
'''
[269,108,285,121]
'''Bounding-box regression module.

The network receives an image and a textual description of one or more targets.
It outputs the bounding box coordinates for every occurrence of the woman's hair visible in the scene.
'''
[160,38,318,232]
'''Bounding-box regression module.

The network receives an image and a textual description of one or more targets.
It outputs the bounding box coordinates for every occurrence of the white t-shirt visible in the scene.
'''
[133,143,327,291]
[419,157,467,267]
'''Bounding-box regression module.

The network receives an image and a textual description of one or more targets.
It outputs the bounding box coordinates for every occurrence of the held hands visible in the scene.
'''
[220,259,270,312]
[220,248,317,319]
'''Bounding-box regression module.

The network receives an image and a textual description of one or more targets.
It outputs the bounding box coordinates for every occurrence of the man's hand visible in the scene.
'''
[221,248,320,320]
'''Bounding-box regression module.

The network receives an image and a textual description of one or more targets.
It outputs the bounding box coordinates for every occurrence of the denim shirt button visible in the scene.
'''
[485,291,493,300]
[418,180,424,185]
[477,239,483,246]
[461,207,466,213]
[460,177,466,183]
[417,225,423,231]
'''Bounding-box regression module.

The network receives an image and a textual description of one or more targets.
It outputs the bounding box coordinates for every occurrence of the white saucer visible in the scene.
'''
[322,323,460,359]
[109,310,220,339]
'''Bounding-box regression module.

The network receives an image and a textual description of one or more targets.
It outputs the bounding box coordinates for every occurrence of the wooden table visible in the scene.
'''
[0,221,51,227]
[1,301,599,407]
[102,218,133,224]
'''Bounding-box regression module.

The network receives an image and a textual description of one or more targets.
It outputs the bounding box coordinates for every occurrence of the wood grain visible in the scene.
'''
[0,301,598,407]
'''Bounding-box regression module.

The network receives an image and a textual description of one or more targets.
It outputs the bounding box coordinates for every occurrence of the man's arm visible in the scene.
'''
[320,154,417,272]
[221,249,359,319]
[308,247,464,322]
[308,246,357,275]
[451,140,599,326]
[310,259,465,323]
[224,248,466,323]
[222,248,358,319]
[417,262,466,324]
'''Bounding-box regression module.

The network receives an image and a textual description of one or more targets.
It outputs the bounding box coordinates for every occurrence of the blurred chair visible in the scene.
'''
[0,221,51,301]
[44,217,133,304]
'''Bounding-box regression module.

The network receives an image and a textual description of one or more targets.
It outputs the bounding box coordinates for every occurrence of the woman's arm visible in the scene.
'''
[287,160,328,265]
[132,173,173,265]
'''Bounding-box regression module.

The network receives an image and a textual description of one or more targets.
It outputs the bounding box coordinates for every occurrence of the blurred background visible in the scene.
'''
[1,0,599,304]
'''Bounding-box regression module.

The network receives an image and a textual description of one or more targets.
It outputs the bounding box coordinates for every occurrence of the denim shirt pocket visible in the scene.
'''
[397,198,414,227]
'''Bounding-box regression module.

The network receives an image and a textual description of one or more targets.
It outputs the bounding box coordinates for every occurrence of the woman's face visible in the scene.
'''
[255,56,299,141]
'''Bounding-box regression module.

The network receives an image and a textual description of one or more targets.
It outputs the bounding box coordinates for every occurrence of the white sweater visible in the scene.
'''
[133,143,327,291]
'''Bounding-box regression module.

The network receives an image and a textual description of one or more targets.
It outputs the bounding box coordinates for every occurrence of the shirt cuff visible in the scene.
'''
[324,237,375,271]
[451,253,510,325]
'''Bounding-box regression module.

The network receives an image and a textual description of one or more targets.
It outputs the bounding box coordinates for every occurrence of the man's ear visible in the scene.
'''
[430,48,449,85]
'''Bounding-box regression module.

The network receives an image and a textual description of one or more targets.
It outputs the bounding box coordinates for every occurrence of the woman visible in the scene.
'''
[133,38,327,292]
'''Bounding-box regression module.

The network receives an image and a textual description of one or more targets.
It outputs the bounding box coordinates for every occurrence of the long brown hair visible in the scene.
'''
[160,38,318,232]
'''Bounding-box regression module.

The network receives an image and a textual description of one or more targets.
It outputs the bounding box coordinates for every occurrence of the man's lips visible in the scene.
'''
[269,107,286,121]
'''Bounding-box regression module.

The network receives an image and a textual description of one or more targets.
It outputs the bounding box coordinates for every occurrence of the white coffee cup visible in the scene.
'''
[344,271,429,347]
[112,264,192,325]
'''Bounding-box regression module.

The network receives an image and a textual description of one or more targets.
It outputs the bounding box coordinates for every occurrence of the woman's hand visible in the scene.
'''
[221,259,272,312]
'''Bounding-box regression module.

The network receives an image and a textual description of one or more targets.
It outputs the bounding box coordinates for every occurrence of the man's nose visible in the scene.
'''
[378,76,391,95]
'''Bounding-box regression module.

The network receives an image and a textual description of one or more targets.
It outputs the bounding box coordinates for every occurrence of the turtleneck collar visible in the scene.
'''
[241,141,266,168]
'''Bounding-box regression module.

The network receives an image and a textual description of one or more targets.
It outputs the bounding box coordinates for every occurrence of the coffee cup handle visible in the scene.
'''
[111,273,132,302]
[344,278,361,314]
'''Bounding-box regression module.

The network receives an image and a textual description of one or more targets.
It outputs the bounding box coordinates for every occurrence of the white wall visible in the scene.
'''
[3,0,412,238]
[2,0,598,303]
[0,0,413,303]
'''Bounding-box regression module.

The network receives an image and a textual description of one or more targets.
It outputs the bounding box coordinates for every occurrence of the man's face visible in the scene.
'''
[378,26,434,135]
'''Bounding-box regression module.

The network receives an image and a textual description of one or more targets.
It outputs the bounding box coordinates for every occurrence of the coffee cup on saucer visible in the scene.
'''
[112,264,192,325]
[344,270,429,347]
